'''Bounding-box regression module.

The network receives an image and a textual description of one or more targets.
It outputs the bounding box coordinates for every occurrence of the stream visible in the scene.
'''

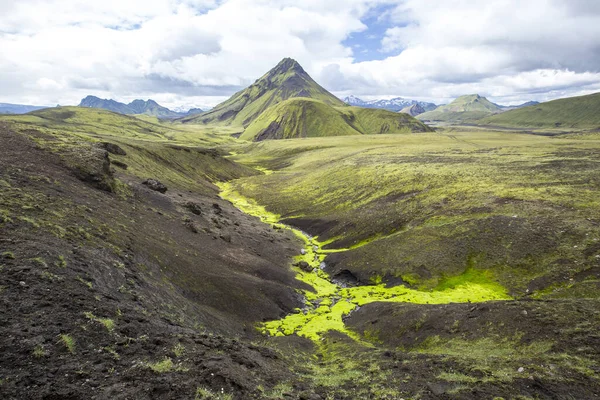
[217,180,511,343]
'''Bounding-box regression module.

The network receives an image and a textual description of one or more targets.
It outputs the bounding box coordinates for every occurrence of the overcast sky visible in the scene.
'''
[1,0,600,109]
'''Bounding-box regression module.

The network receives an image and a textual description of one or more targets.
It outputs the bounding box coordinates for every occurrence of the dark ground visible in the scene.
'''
[1,123,600,399]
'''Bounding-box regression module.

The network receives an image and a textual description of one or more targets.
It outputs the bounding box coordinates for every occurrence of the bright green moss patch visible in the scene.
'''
[220,183,511,343]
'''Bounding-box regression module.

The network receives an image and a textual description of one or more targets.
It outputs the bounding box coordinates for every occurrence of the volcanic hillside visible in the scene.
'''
[182,58,432,140]
[480,91,600,129]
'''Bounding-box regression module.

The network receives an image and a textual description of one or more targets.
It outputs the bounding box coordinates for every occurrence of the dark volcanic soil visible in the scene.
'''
[0,125,311,399]
[2,122,600,399]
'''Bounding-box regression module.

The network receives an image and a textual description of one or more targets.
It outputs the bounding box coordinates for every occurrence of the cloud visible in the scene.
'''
[0,0,599,107]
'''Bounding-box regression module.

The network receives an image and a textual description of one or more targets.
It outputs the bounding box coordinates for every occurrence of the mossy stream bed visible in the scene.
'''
[218,180,512,343]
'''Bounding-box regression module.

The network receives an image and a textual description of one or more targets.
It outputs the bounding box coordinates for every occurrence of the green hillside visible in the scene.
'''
[418,94,502,123]
[180,58,346,127]
[240,98,433,141]
[480,92,600,129]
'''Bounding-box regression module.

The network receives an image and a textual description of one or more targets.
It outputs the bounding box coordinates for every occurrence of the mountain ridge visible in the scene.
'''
[0,102,49,114]
[78,96,202,118]
[343,95,437,112]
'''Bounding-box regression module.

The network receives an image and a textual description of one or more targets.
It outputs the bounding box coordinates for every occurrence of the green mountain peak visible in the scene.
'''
[181,58,345,126]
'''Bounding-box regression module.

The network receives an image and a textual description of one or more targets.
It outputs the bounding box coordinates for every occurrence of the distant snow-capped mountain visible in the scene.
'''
[342,96,438,112]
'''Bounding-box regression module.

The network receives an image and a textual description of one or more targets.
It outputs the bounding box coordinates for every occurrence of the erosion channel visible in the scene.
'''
[217,177,512,343]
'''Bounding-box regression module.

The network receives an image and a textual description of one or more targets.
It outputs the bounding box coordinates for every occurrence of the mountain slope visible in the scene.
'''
[343,95,437,112]
[0,102,48,114]
[480,92,600,129]
[79,96,200,118]
[417,94,503,123]
[240,98,433,141]
[181,58,346,127]
[399,103,426,116]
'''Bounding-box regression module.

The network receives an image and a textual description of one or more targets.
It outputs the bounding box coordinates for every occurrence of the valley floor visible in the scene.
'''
[1,110,599,399]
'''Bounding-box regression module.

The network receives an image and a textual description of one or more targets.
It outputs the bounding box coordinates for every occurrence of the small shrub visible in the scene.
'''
[33,344,47,358]
[60,334,76,353]
[173,343,185,357]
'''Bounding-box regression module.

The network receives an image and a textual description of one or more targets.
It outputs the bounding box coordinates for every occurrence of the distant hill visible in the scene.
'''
[343,95,437,112]
[498,101,540,111]
[240,97,433,141]
[0,103,48,114]
[180,58,346,126]
[79,96,202,118]
[480,92,600,129]
[399,103,426,116]
[417,94,503,123]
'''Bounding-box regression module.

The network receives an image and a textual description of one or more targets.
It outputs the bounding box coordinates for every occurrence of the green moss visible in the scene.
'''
[220,183,511,343]
[2,251,15,260]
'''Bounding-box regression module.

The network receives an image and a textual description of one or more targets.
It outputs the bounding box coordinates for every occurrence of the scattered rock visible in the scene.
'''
[64,145,115,192]
[295,261,313,272]
[98,142,127,156]
[183,201,202,215]
[111,160,128,170]
[183,218,198,233]
[220,234,232,243]
[300,249,307,255]
[142,179,167,193]
[213,203,222,214]
[518,367,525,373]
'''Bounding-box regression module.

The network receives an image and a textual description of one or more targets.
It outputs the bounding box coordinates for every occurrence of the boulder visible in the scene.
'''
[98,142,127,155]
[183,202,202,215]
[142,179,167,193]
[295,261,313,272]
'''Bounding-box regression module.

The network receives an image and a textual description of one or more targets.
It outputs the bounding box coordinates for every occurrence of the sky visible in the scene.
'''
[1,0,600,109]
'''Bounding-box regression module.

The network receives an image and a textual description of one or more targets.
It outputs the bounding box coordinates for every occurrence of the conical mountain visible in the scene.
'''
[417,94,503,123]
[181,58,346,126]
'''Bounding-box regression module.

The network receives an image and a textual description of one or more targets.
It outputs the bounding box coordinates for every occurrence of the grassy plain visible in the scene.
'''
[224,130,600,298]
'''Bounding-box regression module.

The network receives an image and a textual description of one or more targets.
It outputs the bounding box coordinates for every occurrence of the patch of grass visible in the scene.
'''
[55,255,67,268]
[40,270,62,281]
[59,334,76,353]
[33,344,47,358]
[172,343,185,357]
[2,251,15,260]
[77,276,93,289]
[84,312,115,332]
[263,382,293,398]
[31,257,48,268]
[195,386,233,400]
[143,357,188,374]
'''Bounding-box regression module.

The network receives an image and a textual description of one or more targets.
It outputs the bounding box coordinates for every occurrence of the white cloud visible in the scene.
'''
[0,0,599,107]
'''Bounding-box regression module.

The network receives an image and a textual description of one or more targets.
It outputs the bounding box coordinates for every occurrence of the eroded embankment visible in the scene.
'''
[217,180,511,343]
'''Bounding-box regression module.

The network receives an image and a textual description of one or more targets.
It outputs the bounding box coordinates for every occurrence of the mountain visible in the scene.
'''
[180,58,346,126]
[342,96,438,112]
[417,94,503,123]
[480,92,600,129]
[0,102,48,114]
[78,96,202,118]
[399,103,426,116]
[240,97,433,141]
